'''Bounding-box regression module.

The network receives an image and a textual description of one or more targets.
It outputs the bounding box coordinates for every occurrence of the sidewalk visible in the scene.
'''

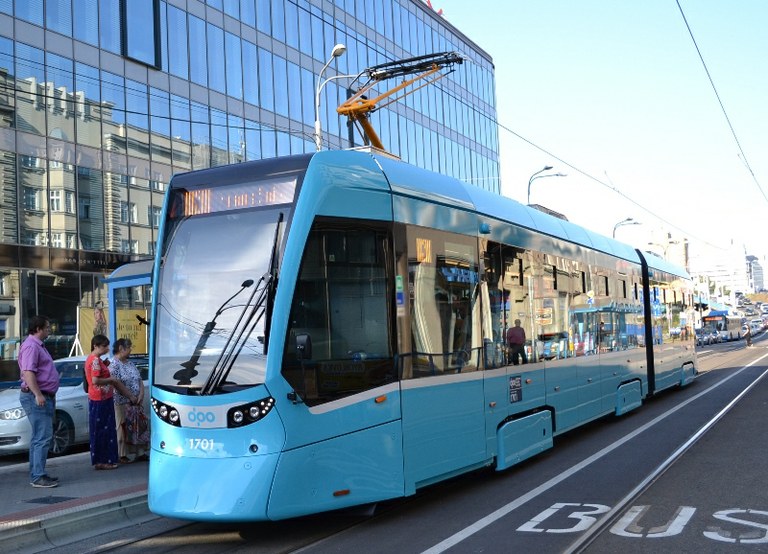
[0,451,153,553]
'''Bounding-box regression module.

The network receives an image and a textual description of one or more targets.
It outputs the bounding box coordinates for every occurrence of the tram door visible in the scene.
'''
[398,227,487,493]
[273,222,405,516]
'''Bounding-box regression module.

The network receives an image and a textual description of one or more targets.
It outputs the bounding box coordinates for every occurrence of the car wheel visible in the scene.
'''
[51,411,75,456]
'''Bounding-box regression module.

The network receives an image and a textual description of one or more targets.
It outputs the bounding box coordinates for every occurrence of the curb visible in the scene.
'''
[0,491,155,554]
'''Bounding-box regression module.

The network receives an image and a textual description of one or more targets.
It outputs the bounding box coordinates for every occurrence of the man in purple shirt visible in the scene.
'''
[18,315,60,488]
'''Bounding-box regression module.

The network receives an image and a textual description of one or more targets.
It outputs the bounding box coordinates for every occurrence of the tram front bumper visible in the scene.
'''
[148,448,279,522]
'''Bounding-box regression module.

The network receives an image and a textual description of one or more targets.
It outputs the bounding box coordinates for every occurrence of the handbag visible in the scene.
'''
[123,403,150,446]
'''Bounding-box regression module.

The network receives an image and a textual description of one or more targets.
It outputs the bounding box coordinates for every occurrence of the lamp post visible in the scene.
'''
[527,166,567,205]
[314,43,347,151]
[612,217,641,238]
[527,166,551,204]
[647,239,679,260]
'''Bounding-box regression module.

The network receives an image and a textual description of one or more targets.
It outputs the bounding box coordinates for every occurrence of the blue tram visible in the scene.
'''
[147,149,696,521]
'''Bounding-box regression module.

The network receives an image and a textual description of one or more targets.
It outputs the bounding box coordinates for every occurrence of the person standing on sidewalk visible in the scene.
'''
[110,338,148,463]
[18,315,60,488]
[86,335,136,470]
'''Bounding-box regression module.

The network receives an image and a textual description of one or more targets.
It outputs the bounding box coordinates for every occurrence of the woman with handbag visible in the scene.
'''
[110,338,149,463]
[86,335,136,470]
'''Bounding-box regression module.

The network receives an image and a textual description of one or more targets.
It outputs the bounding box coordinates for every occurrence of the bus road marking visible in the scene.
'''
[516,503,768,544]
[421,353,768,554]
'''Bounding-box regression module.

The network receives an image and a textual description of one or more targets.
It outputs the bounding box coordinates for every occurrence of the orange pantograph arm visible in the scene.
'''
[337,52,462,153]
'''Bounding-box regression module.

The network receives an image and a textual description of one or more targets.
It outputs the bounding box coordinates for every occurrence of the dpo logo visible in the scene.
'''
[188,408,216,427]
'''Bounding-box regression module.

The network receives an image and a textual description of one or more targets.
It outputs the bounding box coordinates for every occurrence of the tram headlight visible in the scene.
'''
[227,396,275,428]
[151,397,182,427]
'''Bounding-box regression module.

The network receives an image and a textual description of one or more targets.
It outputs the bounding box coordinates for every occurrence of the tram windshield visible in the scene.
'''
[154,205,288,393]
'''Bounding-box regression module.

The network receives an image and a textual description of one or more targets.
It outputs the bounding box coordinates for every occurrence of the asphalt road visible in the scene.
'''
[32,337,768,553]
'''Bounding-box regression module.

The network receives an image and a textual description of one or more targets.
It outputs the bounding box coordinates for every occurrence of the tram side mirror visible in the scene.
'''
[296,333,312,361]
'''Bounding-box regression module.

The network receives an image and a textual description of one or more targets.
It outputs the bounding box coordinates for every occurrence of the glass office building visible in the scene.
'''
[0,0,498,368]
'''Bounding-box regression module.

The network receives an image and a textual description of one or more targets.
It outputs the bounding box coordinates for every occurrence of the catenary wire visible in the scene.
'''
[0,51,747,253]
[675,0,767,203]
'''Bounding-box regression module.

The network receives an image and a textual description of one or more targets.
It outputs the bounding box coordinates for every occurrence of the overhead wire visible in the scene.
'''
[3,18,761,252]
[494,119,726,250]
[675,0,767,203]
[0,71,727,250]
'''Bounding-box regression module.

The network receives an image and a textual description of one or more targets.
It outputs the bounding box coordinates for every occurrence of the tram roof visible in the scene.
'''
[365,151,657,270]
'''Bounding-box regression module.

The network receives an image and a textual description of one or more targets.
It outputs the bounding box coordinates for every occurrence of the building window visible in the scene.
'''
[23,231,47,246]
[149,180,165,192]
[99,0,121,54]
[148,206,161,227]
[123,0,160,67]
[21,156,42,169]
[79,198,91,220]
[66,191,76,214]
[120,201,137,224]
[24,187,42,211]
[50,190,62,212]
[120,239,139,254]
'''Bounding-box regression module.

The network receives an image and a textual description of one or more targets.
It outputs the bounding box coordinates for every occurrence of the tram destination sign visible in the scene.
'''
[182,176,297,216]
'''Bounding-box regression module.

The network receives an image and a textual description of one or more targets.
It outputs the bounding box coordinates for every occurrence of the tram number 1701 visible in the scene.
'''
[187,438,216,451]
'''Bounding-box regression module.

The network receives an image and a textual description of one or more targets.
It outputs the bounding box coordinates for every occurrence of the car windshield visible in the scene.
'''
[153,207,286,393]
[55,359,85,380]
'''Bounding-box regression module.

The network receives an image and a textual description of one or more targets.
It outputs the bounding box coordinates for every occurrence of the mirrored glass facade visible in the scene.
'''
[0,0,499,378]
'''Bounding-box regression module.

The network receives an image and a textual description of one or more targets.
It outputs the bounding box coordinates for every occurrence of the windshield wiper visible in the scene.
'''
[173,278,255,386]
[201,213,284,395]
[200,272,270,394]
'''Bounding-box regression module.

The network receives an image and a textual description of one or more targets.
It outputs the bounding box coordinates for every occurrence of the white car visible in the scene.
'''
[0,355,148,456]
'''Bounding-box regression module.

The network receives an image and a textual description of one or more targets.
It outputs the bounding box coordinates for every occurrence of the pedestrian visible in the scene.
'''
[86,334,136,470]
[110,338,149,463]
[744,325,753,347]
[506,319,528,365]
[18,315,59,488]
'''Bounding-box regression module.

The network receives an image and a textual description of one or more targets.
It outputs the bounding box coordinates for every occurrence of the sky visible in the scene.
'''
[431,0,768,268]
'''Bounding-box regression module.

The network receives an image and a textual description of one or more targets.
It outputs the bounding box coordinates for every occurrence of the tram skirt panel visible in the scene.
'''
[267,420,404,519]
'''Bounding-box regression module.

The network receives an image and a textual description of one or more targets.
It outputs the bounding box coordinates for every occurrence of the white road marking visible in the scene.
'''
[421,353,768,554]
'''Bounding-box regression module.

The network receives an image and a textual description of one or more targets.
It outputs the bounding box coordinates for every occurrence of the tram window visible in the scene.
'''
[480,240,528,369]
[405,227,481,377]
[281,221,396,406]
[530,252,571,362]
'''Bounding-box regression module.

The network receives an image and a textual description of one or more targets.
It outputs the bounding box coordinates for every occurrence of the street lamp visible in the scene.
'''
[612,217,641,238]
[647,240,679,260]
[314,43,347,151]
[527,166,567,205]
